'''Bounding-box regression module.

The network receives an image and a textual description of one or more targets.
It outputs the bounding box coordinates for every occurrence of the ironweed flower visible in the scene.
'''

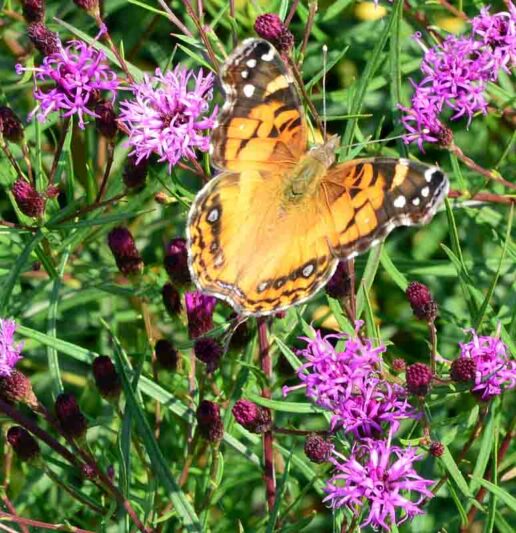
[304,434,333,464]
[0,319,23,377]
[0,370,37,408]
[164,238,190,285]
[22,0,45,23]
[11,179,46,218]
[162,283,181,316]
[27,22,60,56]
[95,100,118,139]
[92,356,121,400]
[401,4,515,150]
[155,339,178,371]
[107,227,143,276]
[325,262,352,299]
[194,337,223,373]
[55,392,87,439]
[123,156,148,190]
[0,106,24,142]
[196,400,224,442]
[7,427,40,462]
[254,13,294,56]
[119,67,217,171]
[406,281,437,321]
[185,291,216,339]
[16,33,119,129]
[324,434,433,529]
[406,363,433,396]
[459,330,516,401]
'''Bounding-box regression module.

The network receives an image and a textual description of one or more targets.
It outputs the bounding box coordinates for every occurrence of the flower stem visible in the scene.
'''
[95,141,115,203]
[428,319,438,374]
[257,318,276,511]
[0,512,95,533]
[48,118,71,185]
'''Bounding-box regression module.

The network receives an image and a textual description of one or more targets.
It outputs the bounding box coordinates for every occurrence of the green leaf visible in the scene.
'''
[247,394,323,414]
[469,478,516,513]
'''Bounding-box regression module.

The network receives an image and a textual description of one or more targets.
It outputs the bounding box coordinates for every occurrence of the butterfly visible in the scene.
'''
[187,38,449,316]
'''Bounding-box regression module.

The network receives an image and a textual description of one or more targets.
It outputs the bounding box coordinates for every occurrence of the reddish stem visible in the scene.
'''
[257,318,276,511]
[448,190,515,206]
[0,512,94,533]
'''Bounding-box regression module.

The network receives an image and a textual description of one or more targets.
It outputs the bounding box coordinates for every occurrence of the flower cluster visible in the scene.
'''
[17,36,119,129]
[458,330,516,401]
[324,433,433,529]
[284,324,427,528]
[0,319,23,377]
[401,3,516,150]
[119,67,217,171]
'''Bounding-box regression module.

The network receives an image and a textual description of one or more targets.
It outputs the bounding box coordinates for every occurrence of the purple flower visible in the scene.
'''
[185,291,217,339]
[459,330,516,401]
[16,35,119,129]
[283,326,384,410]
[119,67,217,171]
[324,434,433,529]
[471,4,516,72]
[0,319,23,377]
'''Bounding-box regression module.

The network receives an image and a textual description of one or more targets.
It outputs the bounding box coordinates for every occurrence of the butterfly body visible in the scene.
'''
[187,39,449,316]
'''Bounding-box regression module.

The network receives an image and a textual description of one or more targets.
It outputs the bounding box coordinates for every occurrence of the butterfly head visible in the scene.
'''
[309,134,340,168]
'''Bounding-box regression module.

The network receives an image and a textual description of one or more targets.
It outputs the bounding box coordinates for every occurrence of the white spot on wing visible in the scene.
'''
[425,167,436,182]
[421,187,430,197]
[243,84,255,97]
[241,70,248,79]
[412,197,420,206]
[302,264,314,277]
[207,208,219,223]
[246,58,257,68]
[261,48,275,61]
[393,195,406,208]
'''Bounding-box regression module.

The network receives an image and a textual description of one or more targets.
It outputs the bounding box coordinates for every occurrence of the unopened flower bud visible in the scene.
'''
[95,100,118,139]
[55,393,87,439]
[406,281,438,321]
[0,370,38,408]
[326,262,352,299]
[107,227,143,276]
[162,283,181,316]
[7,426,40,461]
[123,156,148,190]
[429,441,445,457]
[450,357,477,382]
[254,13,294,56]
[232,399,271,434]
[11,178,46,218]
[304,434,333,463]
[194,337,223,373]
[81,463,97,480]
[391,358,407,372]
[21,0,45,23]
[73,0,99,14]
[155,339,178,371]
[92,356,121,400]
[196,400,224,442]
[406,362,433,396]
[27,22,60,56]
[164,238,190,285]
[0,106,24,142]
[185,292,216,339]
[45,184,60,198]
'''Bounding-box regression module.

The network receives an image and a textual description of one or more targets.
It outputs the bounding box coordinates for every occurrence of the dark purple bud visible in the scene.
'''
[254,13,294,56]
[194,337,223,373]
[326,262,352,299]
[437,126,453,148]
[73,0,99,13]
[27,22,60,56]
[406,363,433,396]
[450,357,477,383]
[391,358,407,372]
[107,227,143,276]
[92,356,121,400]
[155,339,178,371]
[429,441,445,457]
[304,434,333,464]
[164,238,190,285]
[123,156,148,190]
[7,426,40,461]
[45,184,60,198]
[254,13,285,41]
[185,292,216,339]
[81,463,97,480]
[162,283,182,316]
[0,106,24,142]
[232,399,271,434]
[0,370,38,408]
[406,281,438,321]
[55,393,87,439]
[196,400,224,442]
[21,0,45,23]
[11,178,46,218]
[95,100,118,139]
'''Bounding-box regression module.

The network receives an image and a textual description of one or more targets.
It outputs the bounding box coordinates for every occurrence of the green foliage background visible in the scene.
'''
[0,0,514,531]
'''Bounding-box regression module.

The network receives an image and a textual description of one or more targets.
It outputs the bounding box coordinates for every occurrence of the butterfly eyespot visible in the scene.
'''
[393,195,406,208]
[301,262,315,278]
[207,208,220,223]
[421,187,430,198]
[273,277,287,289]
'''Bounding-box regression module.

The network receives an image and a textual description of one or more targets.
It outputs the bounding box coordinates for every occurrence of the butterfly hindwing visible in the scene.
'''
[211,38,307,173]
[320,158,449,258]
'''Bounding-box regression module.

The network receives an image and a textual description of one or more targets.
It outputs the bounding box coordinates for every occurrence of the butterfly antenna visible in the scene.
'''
[322,44,328,141]
[339,131,421,151]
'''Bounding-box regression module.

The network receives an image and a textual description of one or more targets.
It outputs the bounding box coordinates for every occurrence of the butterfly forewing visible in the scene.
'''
[210,38,308,173]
